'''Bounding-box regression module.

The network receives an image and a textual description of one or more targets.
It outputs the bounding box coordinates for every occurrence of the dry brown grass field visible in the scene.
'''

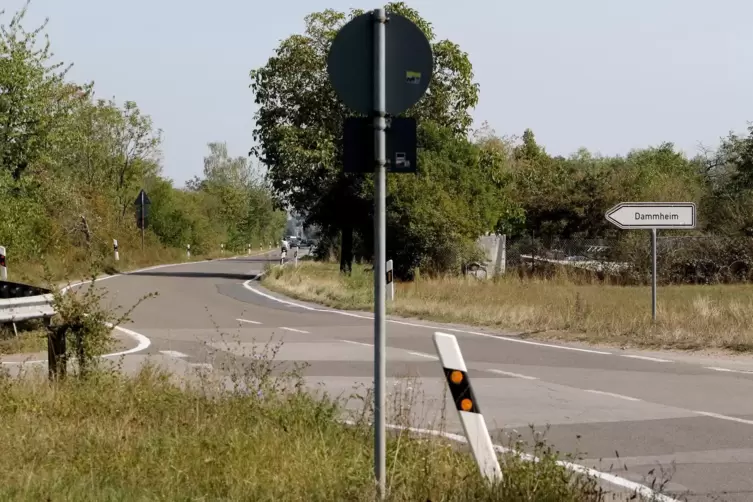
[262,261,753,351]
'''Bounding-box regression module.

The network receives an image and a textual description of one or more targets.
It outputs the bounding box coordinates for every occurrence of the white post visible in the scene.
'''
[186,244,191,258]
[247,244,251,255]
[433,332,503,482]
[386,259,394,301]
[221,243,225,254]
[0,245,6,281]
[113,239,119,261]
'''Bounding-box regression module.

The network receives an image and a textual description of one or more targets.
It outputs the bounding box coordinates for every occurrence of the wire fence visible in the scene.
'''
[501,233,753,285]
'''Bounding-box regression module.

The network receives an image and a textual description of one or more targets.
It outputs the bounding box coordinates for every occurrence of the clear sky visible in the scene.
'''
[6,0,753,186]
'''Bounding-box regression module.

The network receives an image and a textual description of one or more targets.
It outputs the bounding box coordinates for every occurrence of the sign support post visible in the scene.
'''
[651,228,657,322]
[140,191,145,251]
[327,9,433,496]
[372,10,388,494]
[605,202,696,323]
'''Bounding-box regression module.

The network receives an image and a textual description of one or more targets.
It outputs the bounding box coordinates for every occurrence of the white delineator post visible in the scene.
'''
[221,243,225,254]
[186,244,191,258]
[113,239,119,261]
[247,244,251,255]
[386,259,394,301]
[433,331,502,482]
[0,245,6,280]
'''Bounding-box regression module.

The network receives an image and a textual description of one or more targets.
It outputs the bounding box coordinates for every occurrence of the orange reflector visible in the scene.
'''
[460,398,473,411]
[450,370,463,384]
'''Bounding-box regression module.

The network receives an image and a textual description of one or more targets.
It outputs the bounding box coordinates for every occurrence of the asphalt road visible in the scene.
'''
[96,251,753,502]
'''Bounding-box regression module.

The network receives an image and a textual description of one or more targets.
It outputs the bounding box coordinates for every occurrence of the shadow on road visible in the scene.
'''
[126,271,259,280]
[230,257,279,263]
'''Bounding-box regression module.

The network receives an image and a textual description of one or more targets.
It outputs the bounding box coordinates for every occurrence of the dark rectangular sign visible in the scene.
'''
[343,117,417,173]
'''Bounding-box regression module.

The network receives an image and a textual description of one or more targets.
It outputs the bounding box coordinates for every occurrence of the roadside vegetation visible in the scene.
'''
[252,2,753,286]
[264,261,753,351]
[0,3,286,286]
[0,365,628,502]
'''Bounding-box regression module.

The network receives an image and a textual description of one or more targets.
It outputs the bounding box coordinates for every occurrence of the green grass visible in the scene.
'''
[0,363,625,502]
[262,261,753,351]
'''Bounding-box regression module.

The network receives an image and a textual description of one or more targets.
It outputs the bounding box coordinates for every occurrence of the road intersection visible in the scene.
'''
[7,252,753,501]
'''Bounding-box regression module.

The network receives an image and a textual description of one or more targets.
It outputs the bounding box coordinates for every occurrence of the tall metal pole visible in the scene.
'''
[651,228,657,322]
[372,7,387,499]
[140,191,145,251]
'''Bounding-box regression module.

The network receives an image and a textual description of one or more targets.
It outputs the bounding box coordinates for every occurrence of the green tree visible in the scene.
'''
[0,2,74,179]
[250,3,482,275]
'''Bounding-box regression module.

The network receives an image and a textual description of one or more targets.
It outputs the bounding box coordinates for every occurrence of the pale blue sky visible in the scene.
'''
[7,0,753,186]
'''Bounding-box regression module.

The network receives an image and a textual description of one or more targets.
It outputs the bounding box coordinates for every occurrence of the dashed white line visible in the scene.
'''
[159,350,189,358]
[693,411,753,426]
[486,368,538,380]
[237,318,262,325]
[408,351,439,360]
[621,354,673,363]
[279,326,310,334]
[584,389,641,402]
[342,340,373,347]
[705,366,753,375]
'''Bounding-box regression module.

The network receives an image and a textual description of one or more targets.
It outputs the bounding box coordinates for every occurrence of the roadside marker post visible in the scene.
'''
[113,239,119,261]
[221,243,225,255]
[433,332,502,482]
[605,202,696,322]
[186,244,191,258]
[0,245,6,280]
[386,259,394,301]
[327,8,433,496]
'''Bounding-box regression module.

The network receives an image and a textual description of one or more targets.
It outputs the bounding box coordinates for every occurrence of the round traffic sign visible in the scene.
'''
[327,12,433,116]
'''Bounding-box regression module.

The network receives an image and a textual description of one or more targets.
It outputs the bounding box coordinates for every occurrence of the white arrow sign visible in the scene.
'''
[605,202,696,230]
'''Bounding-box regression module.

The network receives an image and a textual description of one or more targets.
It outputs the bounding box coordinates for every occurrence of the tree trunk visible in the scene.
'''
[340,224,353,275]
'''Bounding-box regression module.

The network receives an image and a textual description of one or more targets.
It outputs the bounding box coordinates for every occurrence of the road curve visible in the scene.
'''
[99,252,753,502]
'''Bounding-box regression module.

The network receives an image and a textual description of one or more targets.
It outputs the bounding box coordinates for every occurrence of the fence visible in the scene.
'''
[499,233,753,285]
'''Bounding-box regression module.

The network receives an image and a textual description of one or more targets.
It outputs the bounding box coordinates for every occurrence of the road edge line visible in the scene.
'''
[340,420,680,502]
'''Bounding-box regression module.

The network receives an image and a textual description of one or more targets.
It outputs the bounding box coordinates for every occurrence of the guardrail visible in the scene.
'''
[0,280,55,324]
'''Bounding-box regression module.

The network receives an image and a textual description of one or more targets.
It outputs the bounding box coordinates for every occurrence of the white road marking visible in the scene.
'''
[486,368,538,380]
[2,324,152,365]
[237,318,262,325]
[342,340,373,347]
[189,363,214,369]
[621,354,672,363]
[341,420,681,502]
[279,326,309,334]
[159,350,189,358]
[584,389,641,402]
[693,411,753,426]
[705,366,753,375]
[461,330,613,355]
[408,351,439,360]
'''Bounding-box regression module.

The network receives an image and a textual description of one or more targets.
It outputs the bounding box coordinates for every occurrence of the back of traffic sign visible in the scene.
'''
[327,12,433,116]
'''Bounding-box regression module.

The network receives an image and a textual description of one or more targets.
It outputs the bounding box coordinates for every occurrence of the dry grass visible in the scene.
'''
[0,362,620,501]
[263,261,753,351]
[0,326,47,355]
